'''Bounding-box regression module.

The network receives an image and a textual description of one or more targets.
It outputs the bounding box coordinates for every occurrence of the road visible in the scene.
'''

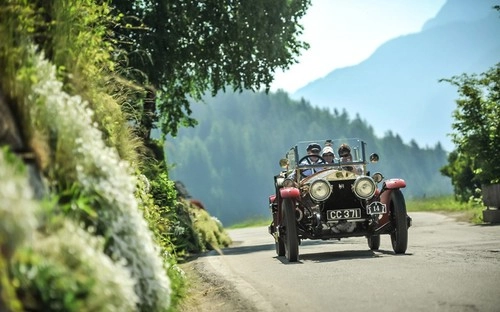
[193,212,500,312]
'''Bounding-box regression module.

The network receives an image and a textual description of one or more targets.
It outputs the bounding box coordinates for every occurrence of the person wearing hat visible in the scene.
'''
[289,143,325,179]
[301,143,325,177]
[321,146,335,164]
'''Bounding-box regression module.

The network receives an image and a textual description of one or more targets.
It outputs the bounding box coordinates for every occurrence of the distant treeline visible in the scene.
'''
[165,90,452,225]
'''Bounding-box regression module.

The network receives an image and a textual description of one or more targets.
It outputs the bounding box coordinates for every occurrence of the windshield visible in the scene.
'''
[294,138,366,166]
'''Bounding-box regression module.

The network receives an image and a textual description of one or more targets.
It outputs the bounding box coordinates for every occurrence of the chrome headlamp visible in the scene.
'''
[309,179,331,202]
[352,176,376,199]
[282,178,295,188]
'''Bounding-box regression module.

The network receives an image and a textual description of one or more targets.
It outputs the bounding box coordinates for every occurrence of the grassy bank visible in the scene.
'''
[406,195,484,224]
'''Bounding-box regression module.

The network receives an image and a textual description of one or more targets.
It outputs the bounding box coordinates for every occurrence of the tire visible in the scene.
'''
[276,235,285,256]
[390,189,408,254]
[367,235,380,250]
[282,198,299,262]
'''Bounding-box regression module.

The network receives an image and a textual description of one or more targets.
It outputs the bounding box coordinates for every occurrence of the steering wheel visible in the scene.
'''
[298,155,326,178]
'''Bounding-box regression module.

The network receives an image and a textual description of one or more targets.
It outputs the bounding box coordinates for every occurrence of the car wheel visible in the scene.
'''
[282,198,299,262]
[367,235,380,250]
[390,189,408,254]
[276,232,285,256]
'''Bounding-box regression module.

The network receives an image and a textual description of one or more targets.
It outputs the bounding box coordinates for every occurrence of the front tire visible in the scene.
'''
[276,235,285,256]
[282,198,299,262]
[390,189,408,254]
[367,235,380,250]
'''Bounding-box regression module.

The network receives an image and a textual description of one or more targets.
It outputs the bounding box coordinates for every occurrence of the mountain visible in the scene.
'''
[293,0,500,151]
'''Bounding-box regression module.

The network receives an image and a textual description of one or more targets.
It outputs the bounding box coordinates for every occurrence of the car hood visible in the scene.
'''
[301,168,358,184]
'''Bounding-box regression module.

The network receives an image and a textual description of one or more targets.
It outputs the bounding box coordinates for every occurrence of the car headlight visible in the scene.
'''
[282,178,295,188]
[353,176,376,199]
[309,179,331,202]
[371,172,384,183]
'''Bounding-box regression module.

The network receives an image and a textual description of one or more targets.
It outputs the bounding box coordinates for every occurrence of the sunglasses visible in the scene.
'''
[323,153,334,157]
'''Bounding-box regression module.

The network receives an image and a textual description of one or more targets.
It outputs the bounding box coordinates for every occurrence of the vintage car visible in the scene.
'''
[268,138,411,262]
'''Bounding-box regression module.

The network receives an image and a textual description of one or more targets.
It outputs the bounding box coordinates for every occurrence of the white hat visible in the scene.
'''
[322,146,334,156]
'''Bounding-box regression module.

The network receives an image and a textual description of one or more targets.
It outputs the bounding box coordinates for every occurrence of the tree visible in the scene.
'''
[111,0,311,137]
[440,150,479,202]
[440,63,500,196]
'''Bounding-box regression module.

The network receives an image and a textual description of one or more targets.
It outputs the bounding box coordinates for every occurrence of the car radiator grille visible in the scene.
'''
[323,180,363,210]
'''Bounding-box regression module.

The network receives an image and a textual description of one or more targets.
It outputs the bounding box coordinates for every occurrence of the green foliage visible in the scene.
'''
[406,195,484,224]
[440,151,479,202]
[2,0,310,310]
[190,208,232,253]
[111,0,312,136]
[229,217,273,229]
[0,147,36,312]
[12,248,94,312]
[166,90,452,225]
[12,221,139,312]
[440,63,500,191]
[1,2,173,311]
[0,1,40,98]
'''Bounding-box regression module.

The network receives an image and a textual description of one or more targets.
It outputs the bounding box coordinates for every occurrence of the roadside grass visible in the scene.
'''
[406,195,484,224]
[227,195,486,228]
[228,217,271,229]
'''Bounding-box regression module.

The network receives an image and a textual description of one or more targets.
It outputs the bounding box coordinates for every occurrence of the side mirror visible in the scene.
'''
[369,153,379,163]
[279,158,289,169]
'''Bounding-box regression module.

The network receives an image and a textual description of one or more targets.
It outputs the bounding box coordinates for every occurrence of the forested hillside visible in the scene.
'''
[166,90,452,225]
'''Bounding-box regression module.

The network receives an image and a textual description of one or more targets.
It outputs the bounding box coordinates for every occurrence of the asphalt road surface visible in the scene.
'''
[194,212,500,312]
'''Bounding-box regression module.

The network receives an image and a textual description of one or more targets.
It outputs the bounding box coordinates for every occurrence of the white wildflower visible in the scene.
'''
[0,151,37,253]
[35,220,139,312]
[25,45,171,310]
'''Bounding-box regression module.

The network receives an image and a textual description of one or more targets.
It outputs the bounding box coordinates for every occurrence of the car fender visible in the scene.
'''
[280,187,300,199]
[269,194,276,204]
[383,178,406,189]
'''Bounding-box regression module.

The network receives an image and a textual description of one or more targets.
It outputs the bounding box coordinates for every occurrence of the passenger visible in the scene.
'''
[321,146,335,164]
[338,144,362,174]
[338,144,352,163]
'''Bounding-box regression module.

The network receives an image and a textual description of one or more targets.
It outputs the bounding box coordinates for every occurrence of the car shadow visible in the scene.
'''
[290,249,377,263]
[276,246,412,263]
[199,239,412,261]
[206,242,275,256]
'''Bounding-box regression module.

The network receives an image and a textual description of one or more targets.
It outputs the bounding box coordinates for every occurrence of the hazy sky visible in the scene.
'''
[271,0,447,93]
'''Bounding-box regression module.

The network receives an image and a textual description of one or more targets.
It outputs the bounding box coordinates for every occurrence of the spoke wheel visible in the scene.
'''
[390,189,408,254]
[367,235,380,250]
[282,198,299,262]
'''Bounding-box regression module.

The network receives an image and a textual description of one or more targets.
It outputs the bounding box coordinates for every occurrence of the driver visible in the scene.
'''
[294,143,325,178]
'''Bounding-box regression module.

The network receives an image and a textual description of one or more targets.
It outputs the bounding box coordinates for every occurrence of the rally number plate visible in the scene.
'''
[327,208,361,220]
[367,201,387,215]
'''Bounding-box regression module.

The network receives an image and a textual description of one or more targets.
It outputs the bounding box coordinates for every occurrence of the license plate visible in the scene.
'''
[327,209,361,220]
[367,201,387,215]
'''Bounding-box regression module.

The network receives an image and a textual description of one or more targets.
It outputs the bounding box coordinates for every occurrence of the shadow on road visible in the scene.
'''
[275,247,411,263]
[208,242,275,256]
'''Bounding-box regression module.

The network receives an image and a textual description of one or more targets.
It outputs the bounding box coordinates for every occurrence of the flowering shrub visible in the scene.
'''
[13,221,139,312]
[0,148,37,258]
[0,148,38,311]
[24,46,171,311]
